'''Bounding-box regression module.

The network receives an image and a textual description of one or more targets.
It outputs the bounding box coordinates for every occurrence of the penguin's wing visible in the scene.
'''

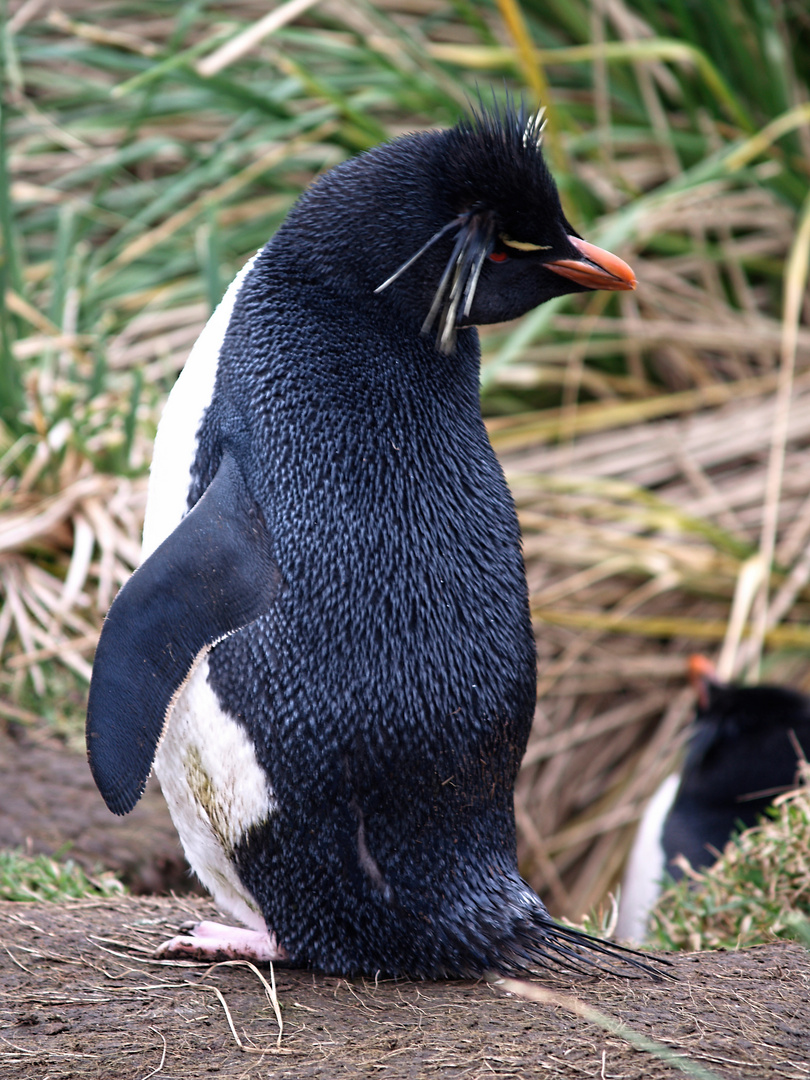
[86,451,279,816]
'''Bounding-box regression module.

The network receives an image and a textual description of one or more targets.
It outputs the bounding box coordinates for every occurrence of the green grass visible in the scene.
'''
[648,765,810,951]
[0,847,125,902]
[4,665,90,751]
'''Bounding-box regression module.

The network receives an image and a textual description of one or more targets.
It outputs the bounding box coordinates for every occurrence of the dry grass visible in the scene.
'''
[507,367,810,916]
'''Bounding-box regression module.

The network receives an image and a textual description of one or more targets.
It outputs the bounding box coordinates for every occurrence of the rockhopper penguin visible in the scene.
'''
[87,102,651,978]
[618,655,810,942]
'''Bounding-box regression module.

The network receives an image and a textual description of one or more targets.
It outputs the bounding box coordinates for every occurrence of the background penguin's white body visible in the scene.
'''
[616,773,679,943]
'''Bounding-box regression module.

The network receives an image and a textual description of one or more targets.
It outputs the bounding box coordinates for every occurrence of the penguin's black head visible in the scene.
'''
[282,100,636,353]
[388,101,636,352]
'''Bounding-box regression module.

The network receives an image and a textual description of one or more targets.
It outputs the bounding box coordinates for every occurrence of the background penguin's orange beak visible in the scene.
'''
[547,235,637,291]
[688,654,717,710]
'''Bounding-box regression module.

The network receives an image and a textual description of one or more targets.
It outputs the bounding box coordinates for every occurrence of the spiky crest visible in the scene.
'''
[375,97,552,353]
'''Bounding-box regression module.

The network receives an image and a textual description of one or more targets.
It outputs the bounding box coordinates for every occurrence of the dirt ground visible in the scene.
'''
[0,724,198,895]
[2,726,810,1078]
[1,895,808,1080]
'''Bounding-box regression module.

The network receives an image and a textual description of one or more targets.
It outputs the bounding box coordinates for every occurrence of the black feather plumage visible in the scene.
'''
[87,99,653,980]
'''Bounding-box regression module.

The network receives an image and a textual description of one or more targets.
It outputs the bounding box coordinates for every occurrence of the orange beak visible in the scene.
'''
[688,654,717,710]
[546,236,636,292]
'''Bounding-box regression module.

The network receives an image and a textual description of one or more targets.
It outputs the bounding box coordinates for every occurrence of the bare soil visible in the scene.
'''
[2,727,809,1078]
[1,895,809,1080]
[0,724,198,895]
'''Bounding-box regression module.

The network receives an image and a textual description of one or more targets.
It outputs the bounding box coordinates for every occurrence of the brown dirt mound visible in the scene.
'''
[1,896,808,1079]
[0,724,197,895]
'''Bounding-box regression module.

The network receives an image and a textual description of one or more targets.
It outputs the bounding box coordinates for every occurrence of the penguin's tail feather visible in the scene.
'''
[490,912,673,981]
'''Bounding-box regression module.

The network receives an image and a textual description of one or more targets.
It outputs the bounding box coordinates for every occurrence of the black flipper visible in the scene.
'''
[86,452,279,816]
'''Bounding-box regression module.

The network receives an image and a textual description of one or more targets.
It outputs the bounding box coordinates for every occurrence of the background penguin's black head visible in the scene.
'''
[689,655,810,739]
[282,99,635,353]
[681,655,810,804]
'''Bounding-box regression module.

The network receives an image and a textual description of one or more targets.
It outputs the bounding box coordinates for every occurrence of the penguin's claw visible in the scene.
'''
[155,920,288,963]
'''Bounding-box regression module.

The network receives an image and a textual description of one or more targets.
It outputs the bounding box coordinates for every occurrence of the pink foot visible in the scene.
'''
[155,920,288,962]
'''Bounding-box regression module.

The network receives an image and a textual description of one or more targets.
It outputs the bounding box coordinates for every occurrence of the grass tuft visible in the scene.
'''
[0,847,126,902]
[648,762,810,951]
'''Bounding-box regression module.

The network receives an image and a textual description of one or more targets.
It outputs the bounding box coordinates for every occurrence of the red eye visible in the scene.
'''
[488,251,508,263]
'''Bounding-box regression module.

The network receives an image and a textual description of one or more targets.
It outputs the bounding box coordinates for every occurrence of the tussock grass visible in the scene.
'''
[2,0,810,917]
